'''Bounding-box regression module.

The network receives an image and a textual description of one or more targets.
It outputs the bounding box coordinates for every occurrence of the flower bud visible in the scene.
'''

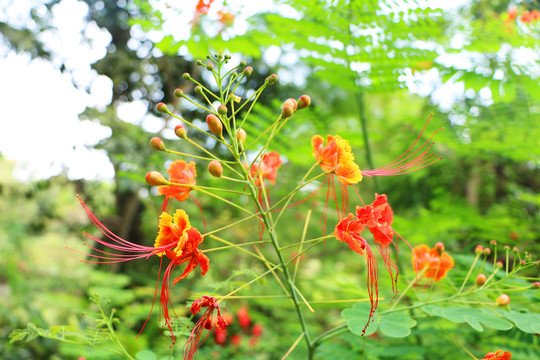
[490,239,497,247]
[231,70,238,77]
[240,60,247,67]
[206,114,223,136]
[156,102,169,113]
[435,242,445,255]
[174,125,187,139]
[182,72,191,80]
[243,66,253,76]
[513,246,519,253]
[196,59,204,65]
[225,54,231,60]
[252,323,263,337]
[218,105,228,116]
[150,137,165,151]
[521,260,527,265]
[237,129,247,144]
[504,245,510,250]
[476,274,487,286]
[195,85,203,94]
[283,98,297,111]
[208,160,223,178]
[281,105,294,118]
[206,62,214,71]
[496,294,510,306]
[297,94,311,109]
[174,88,184,97]
[237,308,251,329]
[145,171,167,186]
[231,94,241,103]
[230,334,242,346]
[266,74,278,85]
[475,245,484,255]
[532,282,540,289]
[483,248,491,256]
[496,261,503,268]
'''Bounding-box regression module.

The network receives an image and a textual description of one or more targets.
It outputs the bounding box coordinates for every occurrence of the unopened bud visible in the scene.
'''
[206,62,214,71]
[496,261,503,268]
[483,248,491,256]
[150,137,165,151]
[237,129,247,144]
[208,160,223,178]
[490,240,497,247]
[266,74,278,85]
[225,54,231,60]
[196,59,204,65]
[195,85,203,94]
[297,95,311,109]
[532,282,540,289]
[252,323,263,337]
[182,72,191,80]
[513,246,519,253]
[156,102,169,113]
[282,105,294,118]
[435,242,445,255]
[243,66,253,76]
[521,260,527,265]
[475,245,484,255]
[240,60,246,67]
[145,171,167,186]
[174,88,184,97]
[218,105,228,116]
[174,125,187,139]
[231,70,238,77]
[476,274,487,287]
[206,114,223,136]
[283,98,297,111]
[504,245,510,250]
[231,95,241,103]
[496,294,510,306]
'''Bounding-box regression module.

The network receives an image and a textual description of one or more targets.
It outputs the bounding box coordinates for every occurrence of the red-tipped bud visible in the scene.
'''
[513,246,519,253]
[230,334,242,346]
[150,137,165,151]
[145,171,167,186]
[504,245,510,250]
[194,85,203,94]
[237,308,251,329]
[281,105,294,118]
[521,260,527,265]
[266,74,278,85]
[174,88,184,97]
[214,327,227,346]
[182,72,191,80]
[490,239,497,247]
[243,66,253,76]
[196,59,204,65]
[476,274,487,287]
[435,242,445,255]
[239,60,247,67]
[483,248,491,256]
[156,102,168,113]
[532,282,540,289]
[206,62,214,71]
[475,245,484,255]
[297,94,311,109]
[174,125,187,139]
[496,294,510,306]
[208,160,223,178]
[237,129,247,144]
[218,105,228,116]
[252,323,263,337]
[283,98,297,111]
[496,261,503,268]
[206,114,223,135]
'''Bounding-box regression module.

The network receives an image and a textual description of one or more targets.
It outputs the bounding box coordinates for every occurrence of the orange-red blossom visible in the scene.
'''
[312,134,362,185]
[158,160,197,202]
[482,350,512,360]
[412,244,455,281]
[249,151,283,187]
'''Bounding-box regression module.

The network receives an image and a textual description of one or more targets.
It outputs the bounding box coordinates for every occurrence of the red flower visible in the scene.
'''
[158,160,197,202]
[236,307,252,329]
[71,197,209,344]
[356,194,394,246]
[185,296,228,360]
[482,350,512,360]
[249,151,283,186]
[195,0,214,15]
[412,244,455,281]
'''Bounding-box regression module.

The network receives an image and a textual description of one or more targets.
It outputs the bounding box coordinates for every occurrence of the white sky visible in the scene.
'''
[0,0,481,181]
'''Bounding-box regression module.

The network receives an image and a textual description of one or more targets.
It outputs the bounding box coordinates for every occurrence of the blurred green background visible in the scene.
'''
[1,0,539,359]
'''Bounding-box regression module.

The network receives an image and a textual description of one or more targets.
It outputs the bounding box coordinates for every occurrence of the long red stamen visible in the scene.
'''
[190,195,207,232]
[362,115,443,177]
[363,242,378,335]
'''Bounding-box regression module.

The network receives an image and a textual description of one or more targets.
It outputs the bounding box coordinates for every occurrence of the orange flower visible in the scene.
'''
[158,160,197,201]
[217,10,235,26]
[195,0,214,15]
[249,151,283,186]
[356,194,394,246]
[412,244,455,280]
[73,196,209,345]
[482,350,512,360]
[312,134,362,185]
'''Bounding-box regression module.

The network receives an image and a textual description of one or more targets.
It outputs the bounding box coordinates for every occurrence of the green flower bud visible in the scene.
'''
[206,62,214,71]
[195,85,203,94]
[281,105,294,119]
[237,129,247,144]
[174,88,184,97]
[243,66,253,76]
[182,72,191,80]
[156,102,169,113]
[174,125,187,139]
[218,105,228,116]
[266,74,278,85]
[240,60,247,67]
[150,137,165,151]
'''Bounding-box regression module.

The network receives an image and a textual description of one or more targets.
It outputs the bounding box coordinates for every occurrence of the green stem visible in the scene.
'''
[458,252,481,294]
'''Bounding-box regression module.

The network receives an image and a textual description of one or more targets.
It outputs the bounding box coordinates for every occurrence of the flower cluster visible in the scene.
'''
[412,243,455,281]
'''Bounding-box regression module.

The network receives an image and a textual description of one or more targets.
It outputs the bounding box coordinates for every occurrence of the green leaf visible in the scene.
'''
[435,306,513,332]
[378,312,417,338]
[342,302,378,336]
[136,349,157,360]
[500,311,540,334]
